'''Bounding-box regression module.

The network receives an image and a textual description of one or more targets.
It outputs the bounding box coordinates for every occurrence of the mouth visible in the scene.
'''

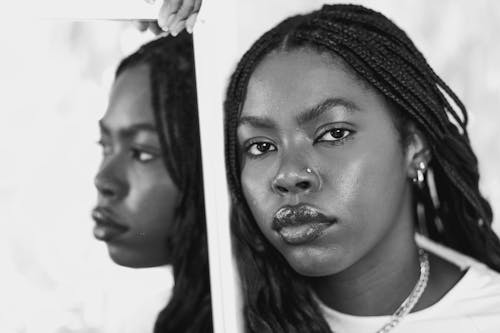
[272,204,336,245]
[91,207,129,242]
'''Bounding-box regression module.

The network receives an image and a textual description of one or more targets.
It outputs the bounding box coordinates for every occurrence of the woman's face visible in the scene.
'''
[93,64,179,268]
[238,49,415,277]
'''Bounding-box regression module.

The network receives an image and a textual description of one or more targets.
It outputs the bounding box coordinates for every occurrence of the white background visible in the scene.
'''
[0,20,172,333]
[0,1,499,332]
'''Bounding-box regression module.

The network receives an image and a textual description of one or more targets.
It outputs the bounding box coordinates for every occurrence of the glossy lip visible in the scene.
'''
[272,204,336,245]
[91,207,129,242]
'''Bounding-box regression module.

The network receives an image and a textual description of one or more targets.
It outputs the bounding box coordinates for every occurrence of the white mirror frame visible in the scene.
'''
[193,1,243,333]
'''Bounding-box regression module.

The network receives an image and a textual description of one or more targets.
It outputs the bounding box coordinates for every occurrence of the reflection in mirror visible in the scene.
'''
[0,21,210,332]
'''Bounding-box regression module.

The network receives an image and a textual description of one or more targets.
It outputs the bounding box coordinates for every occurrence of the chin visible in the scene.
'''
[107,245,170,268]
[283,247,346,277]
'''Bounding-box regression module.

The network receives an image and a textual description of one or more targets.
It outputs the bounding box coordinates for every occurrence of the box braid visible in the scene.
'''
[224,4,500,332]
[116,33,212,333]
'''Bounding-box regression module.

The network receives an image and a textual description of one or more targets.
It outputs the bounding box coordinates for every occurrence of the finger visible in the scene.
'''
[134,20,150,32]
[157,1,170,29]
[158,0,181,30]
[185,12,198,34]
[169,0,195,30]
[157,31,171,38]
[192,0,202,13]
[149,21,164,35]
[164,0,183,19]
[170,20,186,37]
[185,0,202,33]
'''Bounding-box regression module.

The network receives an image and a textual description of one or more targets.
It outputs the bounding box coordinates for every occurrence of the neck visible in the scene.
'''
[309,209,421,316]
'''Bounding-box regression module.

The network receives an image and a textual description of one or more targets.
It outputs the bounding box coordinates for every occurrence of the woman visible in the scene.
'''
[224,4,500,333]
[92,33,212,332]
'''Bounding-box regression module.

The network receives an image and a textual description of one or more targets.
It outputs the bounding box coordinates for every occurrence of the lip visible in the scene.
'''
[272,204,336,245]
[91,207,129,242]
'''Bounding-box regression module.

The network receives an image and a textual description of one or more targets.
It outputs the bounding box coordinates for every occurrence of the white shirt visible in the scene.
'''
[317,235,500,333]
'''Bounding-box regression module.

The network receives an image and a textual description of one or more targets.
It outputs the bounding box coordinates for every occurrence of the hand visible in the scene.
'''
[134,20,164,35]
[145,0,203,36]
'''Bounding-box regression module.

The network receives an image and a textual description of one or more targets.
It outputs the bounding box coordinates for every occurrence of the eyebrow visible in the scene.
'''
[238,115,276,129]
[238,97,359,130]
[296,97,360,126]
[99,120,158,138]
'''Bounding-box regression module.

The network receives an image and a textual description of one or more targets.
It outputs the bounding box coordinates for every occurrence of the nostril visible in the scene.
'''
[95,178,118,198]
[296,181,310,190]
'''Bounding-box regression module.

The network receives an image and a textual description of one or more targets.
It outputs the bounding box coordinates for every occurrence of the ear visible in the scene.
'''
[405,123,431,180]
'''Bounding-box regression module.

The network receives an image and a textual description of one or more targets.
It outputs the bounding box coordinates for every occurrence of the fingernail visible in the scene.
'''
[158,31,170,38]
[171,20,185,36]
[160,24,169,32]
[186,13,198,34]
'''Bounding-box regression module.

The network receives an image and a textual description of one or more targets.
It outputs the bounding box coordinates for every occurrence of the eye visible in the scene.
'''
[131,148,157,163]
[316,128,353,144]
[246,141,277,157]
[97,139,112,156]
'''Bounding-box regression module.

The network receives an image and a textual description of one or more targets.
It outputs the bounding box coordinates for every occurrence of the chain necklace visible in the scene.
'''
[375,248,430,333]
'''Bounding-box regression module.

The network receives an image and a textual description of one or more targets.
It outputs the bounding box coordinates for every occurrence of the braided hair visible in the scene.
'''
[224,4,500,332]
[116,33,212,333]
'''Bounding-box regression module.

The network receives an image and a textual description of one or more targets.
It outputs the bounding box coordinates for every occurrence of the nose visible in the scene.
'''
[272,158,320,195]
[94,158,128,202]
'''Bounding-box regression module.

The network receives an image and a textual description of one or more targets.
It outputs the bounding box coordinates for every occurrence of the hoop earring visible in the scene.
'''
[412,161,426,189]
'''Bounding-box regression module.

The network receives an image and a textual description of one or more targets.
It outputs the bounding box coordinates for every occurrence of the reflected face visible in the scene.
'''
[93,64,179,268]
[238,49,412,276]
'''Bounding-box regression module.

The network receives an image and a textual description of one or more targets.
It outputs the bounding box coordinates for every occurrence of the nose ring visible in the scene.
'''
[305,167,313,174]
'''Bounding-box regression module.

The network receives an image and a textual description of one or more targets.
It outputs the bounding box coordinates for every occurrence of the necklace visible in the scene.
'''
[375,248,430,333]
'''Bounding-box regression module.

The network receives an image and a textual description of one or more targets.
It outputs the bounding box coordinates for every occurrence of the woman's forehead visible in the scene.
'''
[104,65,155,130]
[241,49,372,119]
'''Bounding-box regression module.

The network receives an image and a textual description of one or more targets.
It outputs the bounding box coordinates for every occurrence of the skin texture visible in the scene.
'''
[94,64,180,268]
[238,48,462,315]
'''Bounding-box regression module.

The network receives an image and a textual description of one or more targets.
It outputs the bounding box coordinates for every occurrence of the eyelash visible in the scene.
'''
[97,139,112,156]
[243,127,354,158]
[97,140,157,163]
[245,140,277,158]
[314,127,354,145]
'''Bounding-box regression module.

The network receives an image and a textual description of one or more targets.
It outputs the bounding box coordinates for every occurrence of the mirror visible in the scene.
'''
[0,20,211,332]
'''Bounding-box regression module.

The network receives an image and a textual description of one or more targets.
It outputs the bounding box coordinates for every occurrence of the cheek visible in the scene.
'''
[330,138,407,230]
[362,143,406,205]
[129,167,180,232]
[241,162,275,229]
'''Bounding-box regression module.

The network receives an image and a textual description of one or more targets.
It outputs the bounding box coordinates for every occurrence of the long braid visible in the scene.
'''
[117,33,212,333]
[224,4,500,332]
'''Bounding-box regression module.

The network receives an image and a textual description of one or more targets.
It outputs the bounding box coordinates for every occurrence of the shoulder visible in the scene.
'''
[453,262,500,313]
[431,265,500,333]
[413,234,500,332]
